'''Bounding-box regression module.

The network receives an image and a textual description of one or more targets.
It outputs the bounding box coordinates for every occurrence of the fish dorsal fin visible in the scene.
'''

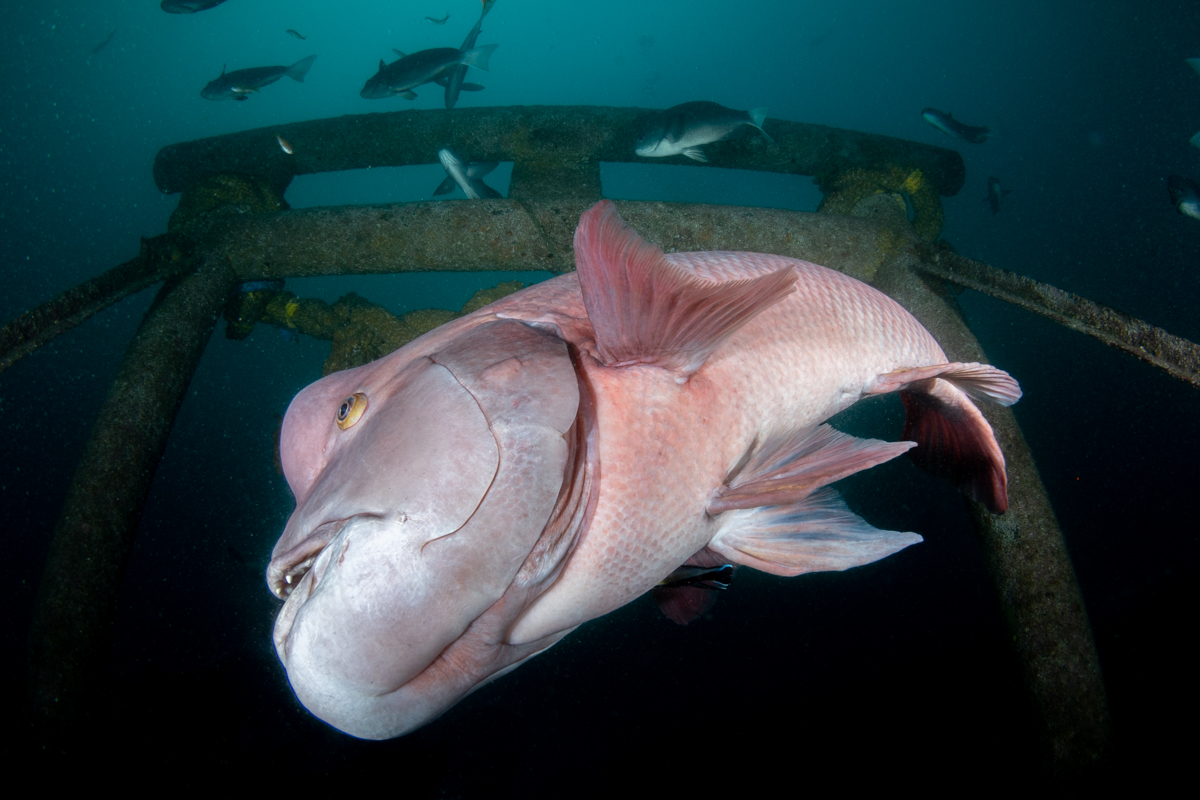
[709,488,922,577]
[221,63,226,75]
[708,425,916,515]
[572,200,797,377]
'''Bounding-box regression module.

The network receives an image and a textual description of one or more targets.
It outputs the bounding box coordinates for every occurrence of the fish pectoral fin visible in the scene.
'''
[433,175,458,196]
[681,147,709,162]
[709,488,922,577]
[467,160,499,178]
[573,200,797,376]
[459,82,485,91]
[866,362,1022,406]
[708,425,916,515]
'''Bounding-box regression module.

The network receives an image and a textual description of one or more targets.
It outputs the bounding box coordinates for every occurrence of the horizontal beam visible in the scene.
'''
[153,105,966,198]
[912,246,1200,389]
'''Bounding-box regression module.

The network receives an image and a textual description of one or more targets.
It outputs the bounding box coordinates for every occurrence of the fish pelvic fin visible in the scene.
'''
[708,425,915,515]
[708,487,922,577]
[286,54,317,83]
[572,200,797,376]
[747,107,774,143]
[681,147,709,162]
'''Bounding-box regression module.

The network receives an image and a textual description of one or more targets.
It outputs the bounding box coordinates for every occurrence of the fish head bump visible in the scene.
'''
[267,319,585,739]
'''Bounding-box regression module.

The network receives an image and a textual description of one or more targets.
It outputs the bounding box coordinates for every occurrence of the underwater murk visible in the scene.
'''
[1,0,1197,790]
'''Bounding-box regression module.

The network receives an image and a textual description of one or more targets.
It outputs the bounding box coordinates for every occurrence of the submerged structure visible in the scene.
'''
[6,105,1198,771]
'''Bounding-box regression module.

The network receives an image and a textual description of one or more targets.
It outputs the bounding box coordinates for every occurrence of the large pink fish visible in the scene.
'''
[266,201,1021,739]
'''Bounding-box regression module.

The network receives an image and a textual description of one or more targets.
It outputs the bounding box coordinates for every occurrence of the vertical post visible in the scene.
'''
[27,260,235,745]
[873,252,1110,772]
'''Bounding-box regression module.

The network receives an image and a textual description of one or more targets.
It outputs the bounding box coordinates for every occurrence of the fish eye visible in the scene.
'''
[336,392,368,430]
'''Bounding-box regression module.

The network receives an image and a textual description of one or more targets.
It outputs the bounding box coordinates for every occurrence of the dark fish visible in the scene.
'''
[91,30,116,55]
[441,0,494,109]
[286,29,306,40]
[360,43,496,100]
[921,108,992,144]
[426,13,450,25]
[434,147,502,199]
[635,101,772,162]
[983,176,1012,215]
[201,55,317,101]
[657,564,734,590]
[161,0,229,13]
[1168,175,1200,220]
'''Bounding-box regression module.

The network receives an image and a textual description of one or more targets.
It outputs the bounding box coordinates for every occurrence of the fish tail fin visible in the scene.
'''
[461,43,498,72]
[747,107,773,143]
[286,55,318,83]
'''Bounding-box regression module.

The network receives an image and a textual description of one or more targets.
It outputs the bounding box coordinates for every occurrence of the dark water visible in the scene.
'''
[2,1,1197,788]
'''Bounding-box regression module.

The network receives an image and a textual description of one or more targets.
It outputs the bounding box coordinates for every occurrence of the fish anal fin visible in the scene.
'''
[682,147,709,162]
[572,200,797,376]
[709,488,922,577]
[708,425,915,515]
[652,547,728,625]
[901,384,1009,514]
[867,361,1022,406]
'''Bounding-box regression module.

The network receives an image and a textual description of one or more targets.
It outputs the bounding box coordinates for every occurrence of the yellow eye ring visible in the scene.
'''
[336,392,368,430]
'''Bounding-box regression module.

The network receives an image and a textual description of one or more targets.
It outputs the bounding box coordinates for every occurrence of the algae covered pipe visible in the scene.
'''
[26,260,236,742]
[151,105,967,199]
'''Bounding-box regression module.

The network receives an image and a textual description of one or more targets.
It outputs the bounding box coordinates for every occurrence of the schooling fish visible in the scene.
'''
[1168,175,1200,220]
[286,29,307,40]
[921,108,992,144]
[983,176,1012,215]
[635,101,772,162]
[434,147,501,199]
[265,200,1021,740]
[161,0,229,13]
[360,42,496,100]
[201,55,317,101]
[439,0,494,109]
[91,30,116,55]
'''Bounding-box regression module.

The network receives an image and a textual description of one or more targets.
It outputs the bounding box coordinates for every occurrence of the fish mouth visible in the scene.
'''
[266,516,359,600]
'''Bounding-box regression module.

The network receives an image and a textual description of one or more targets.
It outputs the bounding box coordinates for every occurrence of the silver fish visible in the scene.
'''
[921,108,991,144]
[635,101,772,162]
[434,147,501,199]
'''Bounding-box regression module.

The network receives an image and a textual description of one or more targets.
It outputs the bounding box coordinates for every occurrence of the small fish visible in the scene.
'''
[982,176,1012,215]
[91,30,116,55]
[434,147,502,199]
[201,55,317,101]
[635,101,773,162]
[360,43,496,100]
[276,134,294,155]
[287,29,307,40]
[439,0,494,109]
[1168,175,1200,220]
[426,13,450,25]
[921,108,992,144]
[161,0,229,13]
[657,564,733,590]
